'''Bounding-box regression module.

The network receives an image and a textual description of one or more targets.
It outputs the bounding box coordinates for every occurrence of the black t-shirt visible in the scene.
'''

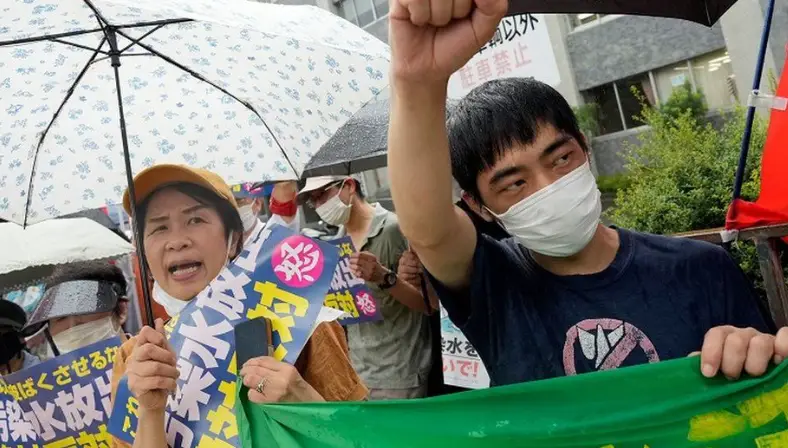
[428,228,771,386]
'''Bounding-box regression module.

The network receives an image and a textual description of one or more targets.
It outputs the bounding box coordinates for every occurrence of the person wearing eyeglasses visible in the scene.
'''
[299,175,433,400]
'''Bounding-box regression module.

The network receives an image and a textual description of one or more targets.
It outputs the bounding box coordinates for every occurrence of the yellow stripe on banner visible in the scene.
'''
[755,428,788,447]
[738,383,788,428]
[688,410,748,442]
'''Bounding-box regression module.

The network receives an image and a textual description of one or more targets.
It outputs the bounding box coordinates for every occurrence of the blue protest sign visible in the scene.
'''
[323,237,382,325]
[108,226,339,447]
[230,182,266,199]
[0,337,121,447]
[0,379,39,447]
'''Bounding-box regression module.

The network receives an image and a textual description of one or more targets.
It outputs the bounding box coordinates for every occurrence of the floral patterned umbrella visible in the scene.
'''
[0,0,390,227]
[0,0,389,323]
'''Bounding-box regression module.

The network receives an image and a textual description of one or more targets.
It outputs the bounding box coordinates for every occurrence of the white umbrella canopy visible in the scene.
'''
[0,0,390,225]
[0,217,133,276]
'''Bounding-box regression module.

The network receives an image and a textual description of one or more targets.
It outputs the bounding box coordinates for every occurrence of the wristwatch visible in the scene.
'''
[378,271,398,290]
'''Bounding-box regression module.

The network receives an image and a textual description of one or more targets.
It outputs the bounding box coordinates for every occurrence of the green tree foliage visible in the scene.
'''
[608,103,772,293]
[573,103,601,137]
[659,81,708,125]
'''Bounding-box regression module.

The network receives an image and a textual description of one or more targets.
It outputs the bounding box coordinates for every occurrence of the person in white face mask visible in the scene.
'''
[233,181,301,248]
[299,175,433,400]
[25,262,130,360]
[387,20,786,392]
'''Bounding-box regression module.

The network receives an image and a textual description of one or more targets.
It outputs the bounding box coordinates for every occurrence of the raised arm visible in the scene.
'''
[387,0,506,289]
[269,181,298,224]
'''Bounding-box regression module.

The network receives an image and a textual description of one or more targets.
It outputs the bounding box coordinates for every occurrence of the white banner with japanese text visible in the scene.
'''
[447,14,561,98]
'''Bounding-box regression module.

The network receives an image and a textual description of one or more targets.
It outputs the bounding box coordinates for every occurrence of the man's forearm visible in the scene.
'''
[388,82,456,249]
[388,277,430,313]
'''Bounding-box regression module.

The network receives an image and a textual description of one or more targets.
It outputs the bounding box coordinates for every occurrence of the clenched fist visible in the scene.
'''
[126,319,179,413]
[389,0,508,84]
[349,251,388,284]
[398,249,423,288]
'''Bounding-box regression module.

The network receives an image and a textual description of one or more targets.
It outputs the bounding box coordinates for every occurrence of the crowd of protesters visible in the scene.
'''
[1,3,787,448]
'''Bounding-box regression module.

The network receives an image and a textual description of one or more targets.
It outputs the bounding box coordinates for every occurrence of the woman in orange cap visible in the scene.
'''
[109,164,367,448]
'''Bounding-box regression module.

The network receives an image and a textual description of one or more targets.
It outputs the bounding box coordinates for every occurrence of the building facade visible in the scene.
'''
[259,0,787,201]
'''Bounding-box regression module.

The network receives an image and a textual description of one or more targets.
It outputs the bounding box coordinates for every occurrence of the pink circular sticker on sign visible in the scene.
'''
[271,235,325,288]
[355,291,377,316]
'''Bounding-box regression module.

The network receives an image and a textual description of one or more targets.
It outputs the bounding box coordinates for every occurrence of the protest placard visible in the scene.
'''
[0,336,121,448]
[323,237,382,326]
[447,14,561,99]
[0,380,38,448]
[108,225,339,448]
[440,305,490,390]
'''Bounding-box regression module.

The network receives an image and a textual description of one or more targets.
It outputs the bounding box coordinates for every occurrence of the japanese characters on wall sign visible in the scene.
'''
[108,225,339,448]
[447,14,561,99]
[323,237,382,325]
[0,336,122,448]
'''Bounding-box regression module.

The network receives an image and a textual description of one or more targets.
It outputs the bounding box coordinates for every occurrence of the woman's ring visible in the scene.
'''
[255,377,268,394]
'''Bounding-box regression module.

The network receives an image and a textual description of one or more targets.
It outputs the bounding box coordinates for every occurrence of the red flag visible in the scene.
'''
[726,49,788,231]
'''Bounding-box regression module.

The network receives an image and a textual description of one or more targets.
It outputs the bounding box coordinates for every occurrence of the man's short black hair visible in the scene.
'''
[47,261,127,294]
[447,78,587,203]
[350,178,365,200]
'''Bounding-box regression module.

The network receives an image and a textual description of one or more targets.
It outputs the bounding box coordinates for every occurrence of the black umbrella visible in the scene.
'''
[303,98,458,177]
[507,0,737,26]
[302,100,390,177]
[62,209,116,229]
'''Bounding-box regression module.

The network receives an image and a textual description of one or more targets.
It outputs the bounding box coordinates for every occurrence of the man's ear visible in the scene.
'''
[462,194,495,223]
[116,300,129,326]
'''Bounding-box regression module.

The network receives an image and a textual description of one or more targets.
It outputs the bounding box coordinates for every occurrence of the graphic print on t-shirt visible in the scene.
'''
[563,318,660,375]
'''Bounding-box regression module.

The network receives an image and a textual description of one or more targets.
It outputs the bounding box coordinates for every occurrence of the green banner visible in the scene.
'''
[236,357,788,448]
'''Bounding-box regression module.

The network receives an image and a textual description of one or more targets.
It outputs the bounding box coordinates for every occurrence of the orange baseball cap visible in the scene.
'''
[122,164,238,215]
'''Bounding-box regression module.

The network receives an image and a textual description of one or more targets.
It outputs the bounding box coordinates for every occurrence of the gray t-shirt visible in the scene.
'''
[338,204,432,390]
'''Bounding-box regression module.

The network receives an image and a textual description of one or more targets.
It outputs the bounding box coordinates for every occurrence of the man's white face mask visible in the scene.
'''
[238,203,258,232]
[315,183,352,226]
[489,162,602,257]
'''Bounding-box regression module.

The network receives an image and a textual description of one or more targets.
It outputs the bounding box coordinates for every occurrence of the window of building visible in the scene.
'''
[583,49,737,136]
[583,74,658,135]
[652,50,737,109]
[338,0,387,28]
[570,13,605,28]
[691,50,738,109]
[618,74,656,129]
[583,84,625,135]
[653,60,693,104]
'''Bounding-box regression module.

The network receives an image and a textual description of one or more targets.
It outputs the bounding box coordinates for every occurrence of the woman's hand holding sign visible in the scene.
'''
[240,357,324,403]
[126,319,179,412]
[126,319,179,448]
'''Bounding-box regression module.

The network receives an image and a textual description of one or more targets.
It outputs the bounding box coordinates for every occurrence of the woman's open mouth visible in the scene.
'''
[168,261,203,281]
